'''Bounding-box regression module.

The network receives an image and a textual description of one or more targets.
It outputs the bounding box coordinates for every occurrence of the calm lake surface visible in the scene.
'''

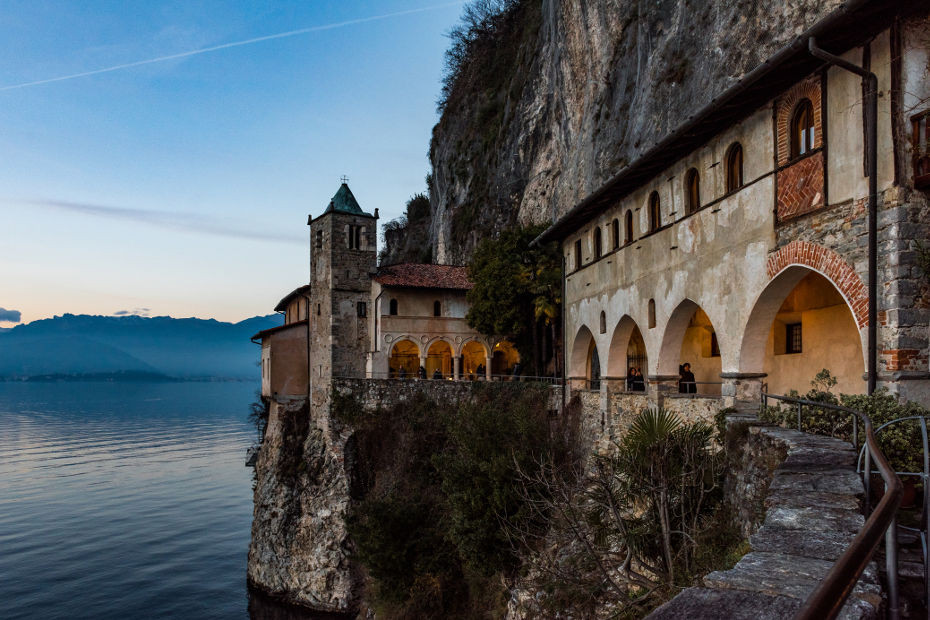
[0,382,319,620]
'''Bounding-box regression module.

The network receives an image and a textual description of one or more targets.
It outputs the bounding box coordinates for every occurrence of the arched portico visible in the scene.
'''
[739,266,865,395]
[570,325,597,388]
[657,299,722,394]
[389,339,420,377]
[607,315,649,383]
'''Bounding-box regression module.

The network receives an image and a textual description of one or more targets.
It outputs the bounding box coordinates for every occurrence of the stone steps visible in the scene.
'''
[648,426,881,619]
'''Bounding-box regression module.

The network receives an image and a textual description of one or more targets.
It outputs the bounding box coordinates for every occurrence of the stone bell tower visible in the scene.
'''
[307,181,378,402]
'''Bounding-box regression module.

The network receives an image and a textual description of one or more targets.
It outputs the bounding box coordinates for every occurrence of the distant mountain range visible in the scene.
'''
[0,313,283,381]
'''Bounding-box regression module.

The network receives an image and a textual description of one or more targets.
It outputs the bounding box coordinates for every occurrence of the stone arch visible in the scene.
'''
[424,335,456,352]
[764,241,867,328]
[739,262,866,378]
[455,336,487,357]
[607,315,648,377]
[460,339,488,378]
[656,299,722,375]
[426,340,453,378]
[569,324,596,379]
[389,339,420,377]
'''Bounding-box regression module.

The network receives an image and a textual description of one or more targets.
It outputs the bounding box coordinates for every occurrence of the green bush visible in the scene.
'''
[760,369,930,474]
[345,382,575,618]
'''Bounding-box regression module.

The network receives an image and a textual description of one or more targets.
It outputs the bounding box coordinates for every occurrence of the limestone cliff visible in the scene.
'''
[428,0,843,264]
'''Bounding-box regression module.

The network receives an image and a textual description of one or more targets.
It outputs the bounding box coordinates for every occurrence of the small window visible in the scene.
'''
[574,239,582,270]
[648,192,661,232]
[790,99,815,159]
[625,210,633,244]
[726,143,743,192]
[593,227,602,259]
[685,168,700,214]
[389,299,398,315]
[611,218,620,249]
[347,224,362,250]
[648,299,656,329]
[599,311,606,334]
[317,304,321,316]
[315,230,323,250]
[710,332,720,357]
[786,323,802,354]
[357,302,367,318]
[433,301,441,317]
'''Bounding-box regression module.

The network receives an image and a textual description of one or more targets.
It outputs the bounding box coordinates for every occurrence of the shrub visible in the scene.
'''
[345,382,574,617]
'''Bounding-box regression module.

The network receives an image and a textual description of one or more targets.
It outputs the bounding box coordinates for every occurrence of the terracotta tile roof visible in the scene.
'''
[373,263,472,290]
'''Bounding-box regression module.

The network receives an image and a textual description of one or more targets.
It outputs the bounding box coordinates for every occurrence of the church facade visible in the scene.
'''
[252,183,519,402]
[537,2,930,407]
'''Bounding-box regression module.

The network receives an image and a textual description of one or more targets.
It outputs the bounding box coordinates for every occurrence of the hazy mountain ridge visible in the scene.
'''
[0,313,283,380]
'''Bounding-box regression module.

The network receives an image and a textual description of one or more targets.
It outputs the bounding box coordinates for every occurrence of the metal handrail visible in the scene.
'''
[762,393,902,620]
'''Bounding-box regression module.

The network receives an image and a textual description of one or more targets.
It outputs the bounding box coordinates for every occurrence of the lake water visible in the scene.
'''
[0,382,321,620]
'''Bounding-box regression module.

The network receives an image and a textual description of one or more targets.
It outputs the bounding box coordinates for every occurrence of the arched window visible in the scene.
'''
[574,239,582,270]
[593,226,602,259]
[625,210,633,244]
[648,192,661,232]
[685,168,700,214]
[726,143,743,192]
[790,99,815,158]
[612,218,620,249]
[433,301,441,317]
[389,299,398,315]
[648,299,656,329]
[599,311,606,334]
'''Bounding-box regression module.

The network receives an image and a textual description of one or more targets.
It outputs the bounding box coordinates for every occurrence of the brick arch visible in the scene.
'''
[775,76,822,166]
[765,240,867,328]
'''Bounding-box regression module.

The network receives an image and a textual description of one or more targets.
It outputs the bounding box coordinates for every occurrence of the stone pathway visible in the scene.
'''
[648,425,882,619]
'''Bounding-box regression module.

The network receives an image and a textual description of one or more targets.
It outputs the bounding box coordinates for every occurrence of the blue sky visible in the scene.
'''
[0,0,464,324]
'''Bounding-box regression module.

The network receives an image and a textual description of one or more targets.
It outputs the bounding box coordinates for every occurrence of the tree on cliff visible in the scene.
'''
[465,223,562,376]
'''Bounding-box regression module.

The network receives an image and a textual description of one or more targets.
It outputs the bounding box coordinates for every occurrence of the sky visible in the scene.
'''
[0,0,465,325]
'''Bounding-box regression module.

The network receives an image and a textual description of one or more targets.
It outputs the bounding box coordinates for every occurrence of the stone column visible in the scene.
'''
[453,355,460,381]
[419,356,427,379]
[485,357,492,381]
[647,375,678,409]
[720,373,767,408]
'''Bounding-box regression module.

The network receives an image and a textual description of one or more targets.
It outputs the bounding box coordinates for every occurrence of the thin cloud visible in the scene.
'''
[0,2,464,92]
[24,199,304,245]
[0,308,22,323]
[114,308,151,317]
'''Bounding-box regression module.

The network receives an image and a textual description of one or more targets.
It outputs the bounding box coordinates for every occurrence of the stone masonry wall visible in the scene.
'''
[650,423,882,619]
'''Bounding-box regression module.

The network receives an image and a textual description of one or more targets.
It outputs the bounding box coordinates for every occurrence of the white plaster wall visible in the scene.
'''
[826,32,895,204]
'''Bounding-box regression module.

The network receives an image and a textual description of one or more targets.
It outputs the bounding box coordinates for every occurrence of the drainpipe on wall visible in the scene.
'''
[303,293,312,400]
[561,253,567,410]
[808,37,878,396]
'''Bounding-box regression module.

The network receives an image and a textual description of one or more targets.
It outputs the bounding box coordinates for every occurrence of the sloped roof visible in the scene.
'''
[274,284,311,312]
[323,183,371,216]
[373,263,472,290]
[535,0,924,245]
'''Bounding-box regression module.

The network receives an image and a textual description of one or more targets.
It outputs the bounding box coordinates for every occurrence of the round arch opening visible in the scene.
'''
[426,340,453,379]
[461,341,487,379]
[389,340,419,378]
[491,340,520,377]
[657,300,721,395]
[741,269,864,395]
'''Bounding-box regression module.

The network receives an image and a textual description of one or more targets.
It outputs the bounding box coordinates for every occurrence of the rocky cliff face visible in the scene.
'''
[428,0,843,264]
[247,399,356,612]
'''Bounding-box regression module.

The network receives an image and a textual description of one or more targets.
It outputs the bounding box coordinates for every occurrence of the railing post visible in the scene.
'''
[852,415,858,451]
[863,444,872,516]
[885,499,900,620]
[797,402,802,432]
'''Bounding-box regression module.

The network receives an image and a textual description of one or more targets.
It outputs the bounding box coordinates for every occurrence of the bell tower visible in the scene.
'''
[307,181,377,400]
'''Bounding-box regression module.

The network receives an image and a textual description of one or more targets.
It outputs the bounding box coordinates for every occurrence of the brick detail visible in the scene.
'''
[775,76,823,166]
[881,349,927,372]
[766,240,868,328]
[776,151,825,222]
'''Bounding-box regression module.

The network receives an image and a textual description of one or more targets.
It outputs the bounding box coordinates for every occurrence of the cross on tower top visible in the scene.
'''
[340,175,349,184]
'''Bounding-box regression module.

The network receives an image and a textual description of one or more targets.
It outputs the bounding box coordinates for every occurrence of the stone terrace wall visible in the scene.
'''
[649,425,882,619]
[333,378,564,413]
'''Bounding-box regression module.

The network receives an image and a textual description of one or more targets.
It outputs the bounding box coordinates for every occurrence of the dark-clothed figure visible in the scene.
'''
[418,365,427,380]
[632,368,645,392]
[626,367,636,391]
[476,364,485,380]
[432,368,442,380]
[679,362,696,394]
[398,366,407,379]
